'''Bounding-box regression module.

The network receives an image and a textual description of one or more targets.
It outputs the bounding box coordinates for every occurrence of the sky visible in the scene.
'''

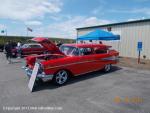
[0,0,150,39]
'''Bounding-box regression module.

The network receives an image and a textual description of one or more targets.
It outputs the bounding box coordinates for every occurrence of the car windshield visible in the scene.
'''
[60,46,79,56]
[21,44,30,48]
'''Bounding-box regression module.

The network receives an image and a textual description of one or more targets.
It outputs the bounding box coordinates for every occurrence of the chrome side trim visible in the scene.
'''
[45,60,99,69]
[45,57,117,70]
[101,56,118,61]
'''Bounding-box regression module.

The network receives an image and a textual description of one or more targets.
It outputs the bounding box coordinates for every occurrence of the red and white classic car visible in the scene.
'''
[23,37,119,85]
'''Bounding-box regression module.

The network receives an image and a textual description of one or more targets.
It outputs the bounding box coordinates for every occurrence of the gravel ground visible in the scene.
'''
[0,53,150,113]
[118,57,150,70]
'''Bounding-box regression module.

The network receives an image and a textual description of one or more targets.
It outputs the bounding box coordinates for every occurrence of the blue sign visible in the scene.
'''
[137,41,142,51]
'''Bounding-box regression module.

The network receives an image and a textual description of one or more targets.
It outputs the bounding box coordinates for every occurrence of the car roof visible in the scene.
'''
[63,43,111,48]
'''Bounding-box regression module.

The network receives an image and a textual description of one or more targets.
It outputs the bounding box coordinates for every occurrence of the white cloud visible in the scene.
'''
[91,0,106,15]
[110,8,150,16]
[25,20,42,26]
[0,0,62,21]
[84,17,110,26]
[91,7,103,15]
[33,16,112,39]
[127,17,146,21]
[49,14,72,21]
[127,18,139,21]
[0,24,6,29]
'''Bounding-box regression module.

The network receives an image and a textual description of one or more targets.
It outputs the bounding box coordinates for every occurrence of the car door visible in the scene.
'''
[22,45,32,55]
[54,47,91,75]
[30,44,44,55]
[79,54,99,73]
[93,48,112,70]
[72,48,99,75]
[74,48,111,74]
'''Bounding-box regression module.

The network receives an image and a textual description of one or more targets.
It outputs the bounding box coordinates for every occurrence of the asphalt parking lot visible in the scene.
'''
[0,53,150,113]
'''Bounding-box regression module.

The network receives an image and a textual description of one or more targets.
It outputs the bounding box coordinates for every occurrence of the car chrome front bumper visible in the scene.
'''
[22,66,54,82]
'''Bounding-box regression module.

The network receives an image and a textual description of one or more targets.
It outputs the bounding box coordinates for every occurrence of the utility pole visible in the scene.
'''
[5,29,7,36]
[26,29,28,37]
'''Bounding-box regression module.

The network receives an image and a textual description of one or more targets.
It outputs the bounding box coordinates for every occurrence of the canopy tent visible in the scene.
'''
[77,29,120,41]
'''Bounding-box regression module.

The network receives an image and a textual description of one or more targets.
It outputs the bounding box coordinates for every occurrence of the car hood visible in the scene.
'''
[31,37,63,54]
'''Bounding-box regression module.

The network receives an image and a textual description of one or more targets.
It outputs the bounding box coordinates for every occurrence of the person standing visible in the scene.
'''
[57,41,63,47]
[99,41,103,44]
[4,41,12,64]
[17,42,22,58]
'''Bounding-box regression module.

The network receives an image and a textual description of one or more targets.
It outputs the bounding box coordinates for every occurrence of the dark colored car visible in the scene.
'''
[12,43,47,57]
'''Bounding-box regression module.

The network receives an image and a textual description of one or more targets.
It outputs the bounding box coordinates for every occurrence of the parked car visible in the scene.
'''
[12,43,47,57]
[23,37,119,86]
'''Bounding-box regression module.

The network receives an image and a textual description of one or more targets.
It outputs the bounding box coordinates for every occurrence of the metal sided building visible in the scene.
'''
[76,19,150,59]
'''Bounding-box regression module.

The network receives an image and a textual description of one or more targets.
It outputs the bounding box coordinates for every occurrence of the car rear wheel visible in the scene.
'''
[103,64,111,72]
[53,70,69,86]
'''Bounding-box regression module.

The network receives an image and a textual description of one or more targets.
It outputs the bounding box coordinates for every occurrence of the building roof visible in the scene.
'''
[76,18,150,30]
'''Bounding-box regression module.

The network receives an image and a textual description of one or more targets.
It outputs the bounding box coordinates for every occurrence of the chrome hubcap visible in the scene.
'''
[56,70,68,84]
[105,64,111,72]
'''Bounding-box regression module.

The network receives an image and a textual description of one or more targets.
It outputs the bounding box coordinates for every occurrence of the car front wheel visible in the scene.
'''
[103,64,111,72]
[53,70,69,86]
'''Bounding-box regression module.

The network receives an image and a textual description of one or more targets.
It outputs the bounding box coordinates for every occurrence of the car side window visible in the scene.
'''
[22,44,29,48]
[28,45,32,48]
[72,48,80,56]
[30,45,42,48]
[80,48,92,55]
[94,47,107,54]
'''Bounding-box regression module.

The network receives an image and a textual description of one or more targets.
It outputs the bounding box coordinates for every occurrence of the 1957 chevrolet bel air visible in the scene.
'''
[23,37,119,86]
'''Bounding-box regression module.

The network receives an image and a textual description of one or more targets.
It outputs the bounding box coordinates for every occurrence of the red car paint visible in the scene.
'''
[12,43,47,57]
[31,37,62,54]
[25,37,119,77]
